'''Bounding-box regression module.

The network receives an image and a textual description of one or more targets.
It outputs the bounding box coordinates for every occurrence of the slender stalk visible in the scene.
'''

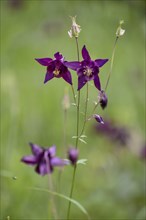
[75,90,80,148]
[79,82,89,137]
[104,36,118,92]
[75,37,80,61]
[90,36,119,115]
[67,37,80,220]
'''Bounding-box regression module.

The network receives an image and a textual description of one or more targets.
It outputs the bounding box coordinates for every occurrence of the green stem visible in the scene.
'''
[104,36,119,92]
[67,164,77,219]
[79,82,89,137]
[75,90,80,148]
[90,36,119,115]
[67,37,80,220]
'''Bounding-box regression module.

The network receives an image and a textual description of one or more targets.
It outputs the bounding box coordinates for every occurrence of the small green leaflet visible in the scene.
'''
[79,138,87,144]
[77,159,88,165]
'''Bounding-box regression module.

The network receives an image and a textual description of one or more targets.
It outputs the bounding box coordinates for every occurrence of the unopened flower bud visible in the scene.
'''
[62,88,70,110]
[93,114,104,124]
[98,90,108,109]
[116,20,125,37]
[68,16,81,38]
[68,147,78,165]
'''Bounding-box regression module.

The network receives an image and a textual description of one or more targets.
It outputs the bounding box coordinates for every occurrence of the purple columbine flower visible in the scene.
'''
[21,143,67,176]
[68,148,78,165]
[65,45,108,90]
[35,52,72,85]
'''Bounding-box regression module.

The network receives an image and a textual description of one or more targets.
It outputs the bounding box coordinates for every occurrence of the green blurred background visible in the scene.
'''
[1,0,145,219]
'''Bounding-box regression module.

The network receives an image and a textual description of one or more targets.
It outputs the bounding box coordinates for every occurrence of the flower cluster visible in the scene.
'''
[35,45,108,92]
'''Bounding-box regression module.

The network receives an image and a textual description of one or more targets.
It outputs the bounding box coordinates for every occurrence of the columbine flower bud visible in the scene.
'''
[68,148,78,165]
[68,16,81,38]
[93,114,104,124]
[62,88,70,110]
[116,20,125,37]
[98,90,108,109]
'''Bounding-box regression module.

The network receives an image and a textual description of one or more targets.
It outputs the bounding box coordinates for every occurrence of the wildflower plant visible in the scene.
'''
[21,17,125,219]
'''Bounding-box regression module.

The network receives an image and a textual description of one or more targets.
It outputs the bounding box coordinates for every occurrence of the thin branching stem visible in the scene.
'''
[104,36,119,92]
[67,37,80,220]
[79,82,89,137]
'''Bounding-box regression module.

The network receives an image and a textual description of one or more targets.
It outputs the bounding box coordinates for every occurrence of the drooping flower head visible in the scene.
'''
[93,114,104,124]
[21,143,67,176]
[98,90,108,109]
[68,147,79,165]
[65,45,108,91]
[35,52,72,85]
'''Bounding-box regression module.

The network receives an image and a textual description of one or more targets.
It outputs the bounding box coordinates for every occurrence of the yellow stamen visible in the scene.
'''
[83,67,92,77]
[53,68,60,76]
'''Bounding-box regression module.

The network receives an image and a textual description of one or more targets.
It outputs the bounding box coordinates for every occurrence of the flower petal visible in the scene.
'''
[21,155,37,165]
[68,148,78,165]
[94,75,101,91]
[44,72,54,83]
[64,61,81,71]
[82,45,91,61]
[35,161,49,176]
[51,157,67,167]
[95,59,108,67]
[78,75,87,90]
[62,70,72,85]
[54,52,63,60]
[93,114,104,124]
[49,146,56,158]
[29,143,43,156]
[35,58,52,66]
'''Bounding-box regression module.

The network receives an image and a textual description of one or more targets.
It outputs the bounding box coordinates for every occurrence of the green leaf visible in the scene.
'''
[79,138,87,144]
[30,187,90,220]
[77,159,88,165]
[72,136,78,139]
[80,135,87,138]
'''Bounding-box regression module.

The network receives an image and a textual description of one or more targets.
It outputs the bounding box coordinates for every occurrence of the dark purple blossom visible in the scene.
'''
[35,52,72,85]
[93,114,104,124]
[21,143,67,176]
[68,148,78,165]
[98,90,108,109]
[65,45,108,90]
[95,120,130,146]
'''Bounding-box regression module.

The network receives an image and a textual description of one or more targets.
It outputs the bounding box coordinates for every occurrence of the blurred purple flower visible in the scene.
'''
[68,148,78,165]
[95,120,130,146]
[98,90,108,109]
[65,45,108,90]
[21,143,67,176]
[35,52,72,85]
[140,144,146,160]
